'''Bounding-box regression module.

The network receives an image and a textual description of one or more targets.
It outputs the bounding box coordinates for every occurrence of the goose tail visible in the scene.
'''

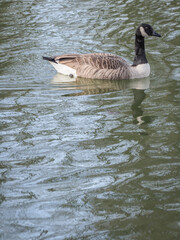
[42,56,57,63]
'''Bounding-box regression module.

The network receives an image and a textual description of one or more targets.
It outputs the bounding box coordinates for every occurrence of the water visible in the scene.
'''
[0,0,180,239]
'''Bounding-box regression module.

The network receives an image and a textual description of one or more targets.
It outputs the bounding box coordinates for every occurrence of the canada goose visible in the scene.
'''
[43,23,161,80]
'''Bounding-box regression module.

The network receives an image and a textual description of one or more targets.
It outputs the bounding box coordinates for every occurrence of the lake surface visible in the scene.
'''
[0,0,180,239]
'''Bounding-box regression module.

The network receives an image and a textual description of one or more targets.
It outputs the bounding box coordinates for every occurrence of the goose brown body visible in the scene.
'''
[50,53,132,80]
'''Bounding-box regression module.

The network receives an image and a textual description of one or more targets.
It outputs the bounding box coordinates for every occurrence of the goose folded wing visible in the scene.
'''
[54,53,129,70]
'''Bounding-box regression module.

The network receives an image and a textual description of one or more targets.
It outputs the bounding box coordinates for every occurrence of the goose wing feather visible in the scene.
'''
[54,53,131,80]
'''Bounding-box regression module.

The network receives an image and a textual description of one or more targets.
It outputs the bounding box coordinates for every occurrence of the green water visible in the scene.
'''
[0,0,180,239]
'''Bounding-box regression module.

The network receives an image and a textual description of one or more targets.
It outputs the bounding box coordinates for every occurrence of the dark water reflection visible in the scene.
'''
[51,75,151,126]
[0,0,180,240]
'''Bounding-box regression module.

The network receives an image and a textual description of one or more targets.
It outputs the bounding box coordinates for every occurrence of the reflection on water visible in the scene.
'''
[0,0,180,240]
[51,74,151,125]
[132,89,146,125]
[131,89,155,126]
[51,74,150,94]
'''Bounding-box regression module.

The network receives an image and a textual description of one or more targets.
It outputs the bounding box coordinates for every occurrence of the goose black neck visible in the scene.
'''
[132,35,148,66]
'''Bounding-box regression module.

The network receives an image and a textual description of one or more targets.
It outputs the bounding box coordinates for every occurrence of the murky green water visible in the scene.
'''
[0,0,180,239]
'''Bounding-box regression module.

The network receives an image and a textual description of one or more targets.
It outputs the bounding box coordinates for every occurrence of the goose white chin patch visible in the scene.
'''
[140,26,149,37]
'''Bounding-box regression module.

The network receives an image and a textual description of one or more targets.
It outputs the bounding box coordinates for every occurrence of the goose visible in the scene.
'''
[43,23,161,80]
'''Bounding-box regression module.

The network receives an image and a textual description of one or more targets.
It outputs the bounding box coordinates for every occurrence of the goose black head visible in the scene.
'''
[136,23,161,38]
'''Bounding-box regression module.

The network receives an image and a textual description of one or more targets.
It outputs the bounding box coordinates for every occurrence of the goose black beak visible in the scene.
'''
[152,31,161,37]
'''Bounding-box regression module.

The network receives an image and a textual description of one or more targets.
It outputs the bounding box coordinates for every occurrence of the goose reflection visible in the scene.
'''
[51,74,150,94]
[51,74,151,125]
